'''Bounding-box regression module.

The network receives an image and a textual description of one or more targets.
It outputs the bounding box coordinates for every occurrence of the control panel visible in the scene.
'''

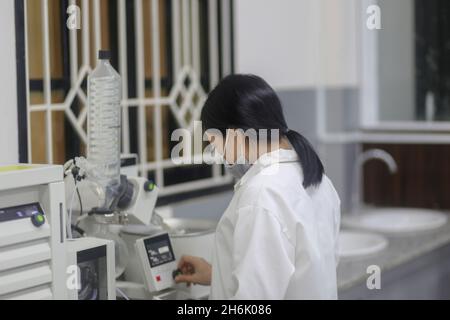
[0,202,46,226]
[135,233,177,292]
[0,164,67,299]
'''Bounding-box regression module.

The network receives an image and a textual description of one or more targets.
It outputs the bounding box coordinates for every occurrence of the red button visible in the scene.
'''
[156,275,161,282]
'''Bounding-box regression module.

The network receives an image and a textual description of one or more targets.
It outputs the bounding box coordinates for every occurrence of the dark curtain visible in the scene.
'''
[415,0,450,120]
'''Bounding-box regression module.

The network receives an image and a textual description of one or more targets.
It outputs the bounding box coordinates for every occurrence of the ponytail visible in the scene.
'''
[285,129,324,188]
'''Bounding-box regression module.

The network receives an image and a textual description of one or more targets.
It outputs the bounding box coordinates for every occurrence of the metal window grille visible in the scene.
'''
[20,0,234,197]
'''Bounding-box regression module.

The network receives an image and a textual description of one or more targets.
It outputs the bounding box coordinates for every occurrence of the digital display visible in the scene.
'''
[144,234,175,268]
[0,202,44,223]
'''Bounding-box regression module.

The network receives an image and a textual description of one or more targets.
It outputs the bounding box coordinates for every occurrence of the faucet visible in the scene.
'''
[350,148,398,214]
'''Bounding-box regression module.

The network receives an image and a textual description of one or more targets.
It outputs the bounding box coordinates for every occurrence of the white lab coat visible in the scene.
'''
[209,149,341,299]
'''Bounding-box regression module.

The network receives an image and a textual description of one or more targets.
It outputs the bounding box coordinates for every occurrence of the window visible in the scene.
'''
[415,0,450,121]
[15,0,234,203]
[360,0,450,127]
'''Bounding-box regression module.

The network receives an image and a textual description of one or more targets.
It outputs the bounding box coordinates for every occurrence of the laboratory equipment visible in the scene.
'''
[66,237,116,300]
[165,218,216,299]
[83,221,130,278]
[65,165,159,278]
[134,233,177,292]
[65,170,159,226]
[65,157,181,297]
[66,51,213,297]
[65,157,218,299]
[120,154,139,177]
[119,218,216,300]
[120,225,162,282]
[0,164,66,299]
[87,50,122,209]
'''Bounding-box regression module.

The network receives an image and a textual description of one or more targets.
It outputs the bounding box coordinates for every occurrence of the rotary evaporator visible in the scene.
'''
[0,50,214,300]
[63,50,209,300]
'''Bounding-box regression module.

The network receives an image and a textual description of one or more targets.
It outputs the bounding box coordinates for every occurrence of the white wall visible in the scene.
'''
[0,0,19,163]
[234,0,359,90]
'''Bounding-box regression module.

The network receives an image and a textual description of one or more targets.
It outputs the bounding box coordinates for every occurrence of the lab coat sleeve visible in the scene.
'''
[334,202,341,267]
[230,205,295,299]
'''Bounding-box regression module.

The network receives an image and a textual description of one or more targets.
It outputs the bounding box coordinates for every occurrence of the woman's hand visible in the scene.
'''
[174,255,212,286]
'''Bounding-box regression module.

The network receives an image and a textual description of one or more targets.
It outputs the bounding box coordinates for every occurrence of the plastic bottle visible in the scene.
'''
[87,50,122,208]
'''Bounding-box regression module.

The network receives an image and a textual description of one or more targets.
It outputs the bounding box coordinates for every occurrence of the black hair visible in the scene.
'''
[201,74,324,189]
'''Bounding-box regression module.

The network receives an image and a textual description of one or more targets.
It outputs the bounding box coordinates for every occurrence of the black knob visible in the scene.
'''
[31,213,45,227]
[172,268,182,280]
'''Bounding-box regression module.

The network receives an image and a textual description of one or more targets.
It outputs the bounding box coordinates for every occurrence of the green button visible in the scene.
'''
[144,181,155,191]
[31,213,45,227]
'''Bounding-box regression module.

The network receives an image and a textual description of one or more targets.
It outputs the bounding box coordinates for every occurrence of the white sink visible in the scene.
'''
[338,231,388,259]
[343,208,448,235]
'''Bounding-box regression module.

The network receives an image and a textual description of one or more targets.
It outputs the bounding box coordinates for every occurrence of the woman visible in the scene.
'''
[174,74,341,299]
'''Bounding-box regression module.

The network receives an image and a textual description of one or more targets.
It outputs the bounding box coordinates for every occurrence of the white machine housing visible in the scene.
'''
[134,233,177,292]
[122,177,158,225]
[66,237,116,300]
[65,176,158,226]
[0,164,67,299]
[120,153,138,177]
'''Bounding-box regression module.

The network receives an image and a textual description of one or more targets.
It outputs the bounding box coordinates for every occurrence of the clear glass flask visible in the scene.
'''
[87,50,122,208]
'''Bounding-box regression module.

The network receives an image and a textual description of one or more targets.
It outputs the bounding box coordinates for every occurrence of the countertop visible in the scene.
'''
[337,212,450,291]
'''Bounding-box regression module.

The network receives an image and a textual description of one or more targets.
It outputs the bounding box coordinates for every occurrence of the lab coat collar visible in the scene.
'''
[233,149,299,190]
